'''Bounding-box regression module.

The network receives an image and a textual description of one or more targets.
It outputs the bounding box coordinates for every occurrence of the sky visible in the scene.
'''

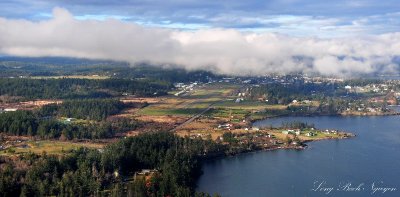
[0,0,399,76]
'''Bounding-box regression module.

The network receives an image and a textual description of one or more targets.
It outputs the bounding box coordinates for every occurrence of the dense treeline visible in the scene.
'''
[0,56,123,77]
[0,57,220,84]
[248,82,337,105]
[248,82,366,115]
[344,78,383,86]
[0,78,171,99]
[281,121,315,129]
[0,110,141,139]
[0,132,225,196]
[277,99,347,115]
[0,111,37,136]
[42,99,127,121]
[114,65,219,83]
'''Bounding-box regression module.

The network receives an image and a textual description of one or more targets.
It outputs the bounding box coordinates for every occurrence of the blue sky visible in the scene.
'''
[1,0,400,36]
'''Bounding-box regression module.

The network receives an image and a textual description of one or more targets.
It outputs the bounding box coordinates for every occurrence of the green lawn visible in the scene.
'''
[138,107,206,116]
[205,108,249,119]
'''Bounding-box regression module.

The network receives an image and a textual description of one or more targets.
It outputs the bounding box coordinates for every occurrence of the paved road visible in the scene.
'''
[169,102,217,132]
[169,84,245,132]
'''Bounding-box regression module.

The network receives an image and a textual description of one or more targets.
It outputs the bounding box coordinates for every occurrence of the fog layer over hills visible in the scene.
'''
[0,8,399,76]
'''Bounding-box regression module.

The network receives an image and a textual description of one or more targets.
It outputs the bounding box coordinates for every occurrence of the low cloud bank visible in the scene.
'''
[0,8,399,76]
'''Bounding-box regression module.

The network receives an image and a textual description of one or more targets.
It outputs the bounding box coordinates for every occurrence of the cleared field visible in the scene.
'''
[205,108,249,119]
[137,83,240,117]
[121,97,162,104]
[58,117,94,124]
[138,107,206,116]
[0,141,104,155]
[135,115,186,123]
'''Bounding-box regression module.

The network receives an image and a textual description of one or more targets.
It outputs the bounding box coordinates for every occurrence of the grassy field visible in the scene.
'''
[298,130,341,140]
[58,117,94,124]
[138,107,206,116]
[214,100,263,109]
[135,82,292,131]
[205,108,249,119]
[0,141,104,156]
[137,83,240,117]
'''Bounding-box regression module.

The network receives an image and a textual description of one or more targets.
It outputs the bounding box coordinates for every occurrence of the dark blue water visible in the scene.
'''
[197,116,400,197]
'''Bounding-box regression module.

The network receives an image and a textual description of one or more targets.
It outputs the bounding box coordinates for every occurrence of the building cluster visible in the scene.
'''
[281,128,317,137]
[173,82,200,96]
[218,132,280,148]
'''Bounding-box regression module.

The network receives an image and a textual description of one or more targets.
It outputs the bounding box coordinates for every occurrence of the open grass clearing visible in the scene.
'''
[0,140,104,156]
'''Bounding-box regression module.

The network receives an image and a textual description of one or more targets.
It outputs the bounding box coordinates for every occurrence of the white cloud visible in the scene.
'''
[0,7,399,77]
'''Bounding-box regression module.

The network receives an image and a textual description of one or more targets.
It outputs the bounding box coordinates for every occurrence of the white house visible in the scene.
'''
[306,132,315,137]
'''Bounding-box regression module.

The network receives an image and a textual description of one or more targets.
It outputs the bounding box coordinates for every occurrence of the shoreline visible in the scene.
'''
[203,129,355,161]
[248,111,400,124]
[197,130,356,190]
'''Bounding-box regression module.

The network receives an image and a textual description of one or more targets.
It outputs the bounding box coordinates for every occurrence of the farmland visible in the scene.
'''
[117,82,352,145]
